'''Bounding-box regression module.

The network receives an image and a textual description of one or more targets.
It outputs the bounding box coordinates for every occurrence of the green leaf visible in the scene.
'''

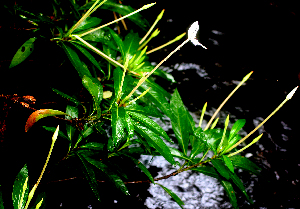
[229,155,261,175]
[169,147,190,161]
[65,105,78,141]
[127,111,173,144]
[138,82,171,117]
[79,142,105,151]
[100,1,149,29]
[77,153,101,201]
[156,183,184,209]
[190,134,208,159]
[111,105,126,149]
[107,28,124,57]
[83,28,118,50]
[191,166,222,180]
[211,158,231,180]
[82,75,103,109]
[83,155,130,195]
[153,69,176,83]
[73,17,102,33]
[75,124,94,147]
[194,128,223,154]
[29,192,46,209]
[0,186,4,209]
[170,89,193,155]
[229,119,246,141]
[229,172,254,204]
[123,31,140,61]
[42,126,70,141]
[124,112,134,139]
[12,164,29,209]
[223,134,242,153]
[60,42,92,78]
[124,103,163,118]
[10,37,36,68]
[71,42,105,75]
[113,67,124,99]
[222,155,234,173]
[133,122,175,165]
[52,88,81,106]
[221,181,238,209]
[123,154,154,182]
[25,109,66,132]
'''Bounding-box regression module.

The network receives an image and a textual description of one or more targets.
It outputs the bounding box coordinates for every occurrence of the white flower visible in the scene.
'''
[188,21,207,49]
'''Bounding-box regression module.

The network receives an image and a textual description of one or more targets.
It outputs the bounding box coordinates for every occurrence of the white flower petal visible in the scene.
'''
[188,21,199,40]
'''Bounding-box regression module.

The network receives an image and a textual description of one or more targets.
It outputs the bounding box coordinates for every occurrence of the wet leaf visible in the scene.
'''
[191,166,222,180]
[83,155,130,196]
[77,153,101,201]
[211,158,231,180]
[25,109,66,132]
[123,31,140,60]
[195,129,223,154]
[71,42,105,75]
[82,75,103,106]
[10,37,36,68]
[12,164,29,209]
[133,122,175,165]
[221,180,238,209]
[60,42,92,78]
[222,155,234,173]
[170,89,193,155]
[127,111,173,143]
[74,17,102,33]
[169,147,190,161]
[114,67,123,99]
[75,124,94,147]
[229,155,261,175]
[111,105,126,149]
[156,183,184,209]
[65,105,78,141]
[190,134,208,159]
[124,112,134,139]
[229,119,246,141]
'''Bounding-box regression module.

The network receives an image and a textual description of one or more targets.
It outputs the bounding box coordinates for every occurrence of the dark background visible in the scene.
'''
[1,0,300,208]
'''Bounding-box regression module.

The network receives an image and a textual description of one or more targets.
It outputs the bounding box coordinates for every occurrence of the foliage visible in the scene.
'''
[1,0,297,208]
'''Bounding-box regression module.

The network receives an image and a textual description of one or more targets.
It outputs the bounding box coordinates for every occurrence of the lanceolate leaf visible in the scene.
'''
[77,153,101,201]
[229,155,261,175]
[222,155,234,173]
[123,31,140,61]
[10,37,36,68]
[229,119,246,141]
[191,166,222,180]
[114,67,123,99]
[211,158,231,180]
[111,105,126,148]
[52,88,81,106]
[221,180,238,209]
[73,17,102,33]
[190,135,208,159]
[82,75,103,106]
[169,147,190,161]
[83,155,130,196]
[108,28,125,57]
[25,109,66,132]
[12,164,29,209]
[60,42,92,78]
[133,122,175,165]
[71,42,105,75]
[156,183,184,209]
[123,154,154,182]
[127,111,173,143]
[194,129,223,155]
[124,112,134,139]
[170,89,192,155]
[66,105,78,141]
[229,172,254,204]
[42,126,70,142]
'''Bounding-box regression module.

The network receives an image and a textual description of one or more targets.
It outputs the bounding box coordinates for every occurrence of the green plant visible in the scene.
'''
[2,0,298,208]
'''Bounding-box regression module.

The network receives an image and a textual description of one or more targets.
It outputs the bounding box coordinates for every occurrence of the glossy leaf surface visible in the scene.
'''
[111,105,126,148]
[156,183,184,209]
[10,37,36,68]
[12,164,29,209]
[73,17,102,33]
[230,155,261,175]
[229,119,246,141]
[222,155,234,173]
[25,109,66,132]
[221,180,238,209]
[211,158,231,180]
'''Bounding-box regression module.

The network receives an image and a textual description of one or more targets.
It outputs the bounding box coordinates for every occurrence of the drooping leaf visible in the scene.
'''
[12,164,29,209]
[191,166,222,180]
[156,183,184,209]
[73,17,102,33]
[123,154,154,182]
[10,37,36,68]
[170,89,193,155]
[83,155,130,196]
[77,153,101,201]
[221,180,238,209]
[229,155,261,175]
[229,119,246,141]
[229,172,254,204]
[211,158,231,180]
[222,155,234,173]
[133,122,176,165]
[71,42,105,75]
[127,111,173,143]
[82,75,103,111]
[60,42,92,78]
[25,109,66,132]
[111,105,126,149]
[52,88,82,106]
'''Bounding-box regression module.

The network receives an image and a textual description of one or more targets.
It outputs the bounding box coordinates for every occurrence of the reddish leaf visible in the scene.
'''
[25,109,66,132]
